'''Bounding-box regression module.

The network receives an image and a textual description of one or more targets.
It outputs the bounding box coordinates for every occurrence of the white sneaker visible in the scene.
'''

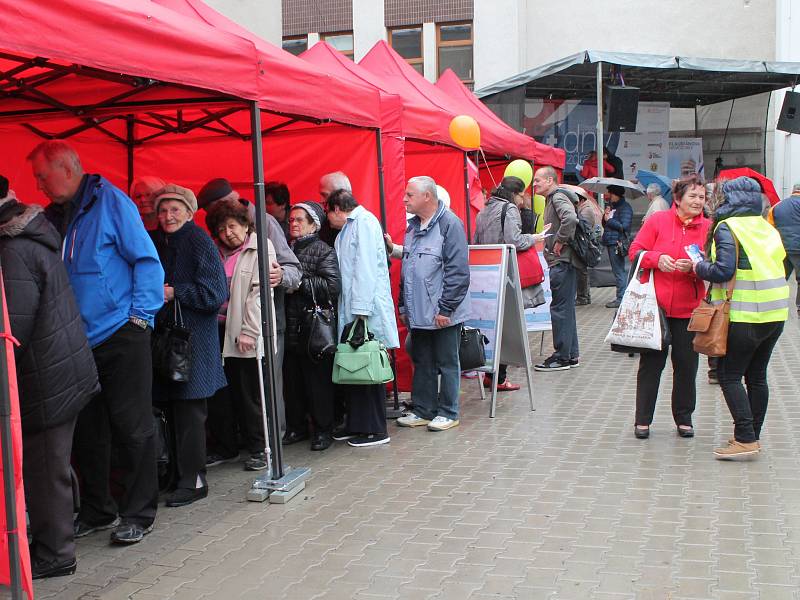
[427,416,460,431]
[397,413,430,427]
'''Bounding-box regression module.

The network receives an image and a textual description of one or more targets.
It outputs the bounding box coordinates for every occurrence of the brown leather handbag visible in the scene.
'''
[688,237,739,357]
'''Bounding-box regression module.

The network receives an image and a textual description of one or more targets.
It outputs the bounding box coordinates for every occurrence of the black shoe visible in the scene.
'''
[568,358,580,368]
[244,452,269,471]
[576,298,591,306]
[533,356,571,372]
[32,557,77,580]
[332,427,357,441]
[110,521,154,544]
[311,432,333,451]
[281,430,309,445]
[605,299,621,308]
[165,486,208,507]
[634,426,650,439]
[677,426,695,438]
[74,516,120,539]
[348,433,390,447]
[206,453,238,467]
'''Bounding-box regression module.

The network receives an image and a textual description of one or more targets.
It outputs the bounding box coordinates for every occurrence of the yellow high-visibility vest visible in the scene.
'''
[711,216,789,323]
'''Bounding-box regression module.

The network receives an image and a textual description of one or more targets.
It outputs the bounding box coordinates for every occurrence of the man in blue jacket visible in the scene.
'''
[397,176,471,432]
[772,183,800,315]
[29,141,164,545]
[602,185,633,308]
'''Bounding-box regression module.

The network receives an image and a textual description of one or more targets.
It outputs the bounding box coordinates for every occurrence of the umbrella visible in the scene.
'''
[559,184,592,201]
[718,168,780,206]
[636,170,672,202]
[579,177,646,199]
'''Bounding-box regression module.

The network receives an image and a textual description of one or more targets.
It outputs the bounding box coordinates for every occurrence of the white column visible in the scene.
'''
[307,32,320,49]
[422,22,436,82]
[353,0,386,61]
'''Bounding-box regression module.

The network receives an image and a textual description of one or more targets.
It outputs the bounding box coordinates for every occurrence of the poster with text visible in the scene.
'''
[615,132,669,180]
[668,138,705,180]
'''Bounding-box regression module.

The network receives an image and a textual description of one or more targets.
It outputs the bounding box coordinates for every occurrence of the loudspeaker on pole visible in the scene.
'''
[777,91,800,134]
[605,86,639,132]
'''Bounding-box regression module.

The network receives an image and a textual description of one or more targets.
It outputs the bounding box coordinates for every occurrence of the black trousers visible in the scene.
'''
[635,318,698,428]
[718,321,784,443]
[73,323,157,527]
[170,398,208,489]
[344,383,387,435]
[208,357,266,456]
[284,349,335,434]
[484,364,508,384]
[24,417,77,565]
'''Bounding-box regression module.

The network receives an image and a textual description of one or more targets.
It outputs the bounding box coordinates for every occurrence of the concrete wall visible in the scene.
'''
[519,0,776,79]
[204,0,282,45]
[773,0,800,196]
[473,0,524,90]
[353,0,386,61]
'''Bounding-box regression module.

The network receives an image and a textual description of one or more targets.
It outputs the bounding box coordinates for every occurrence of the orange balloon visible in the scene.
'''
[449,115,481,149]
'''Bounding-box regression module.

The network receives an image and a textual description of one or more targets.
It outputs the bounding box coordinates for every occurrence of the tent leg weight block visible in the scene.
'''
[268,480,305,504]
[246,487,271,502]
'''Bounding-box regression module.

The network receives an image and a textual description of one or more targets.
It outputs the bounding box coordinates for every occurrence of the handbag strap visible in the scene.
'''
[173,298,184,327]
[704,227,740,303]
[500,201,509,237]
[345,316,370,343]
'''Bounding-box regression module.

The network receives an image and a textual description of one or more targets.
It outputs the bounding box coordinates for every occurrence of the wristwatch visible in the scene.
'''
[129,316,149,330]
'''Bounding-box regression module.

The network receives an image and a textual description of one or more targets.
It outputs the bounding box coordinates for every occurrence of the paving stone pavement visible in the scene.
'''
[22,286,800,600]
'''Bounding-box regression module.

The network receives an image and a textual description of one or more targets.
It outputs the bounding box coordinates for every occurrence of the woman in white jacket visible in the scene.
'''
[206,199,276,471]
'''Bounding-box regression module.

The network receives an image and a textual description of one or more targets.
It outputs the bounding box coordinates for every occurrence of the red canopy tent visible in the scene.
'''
[0,0,393,508]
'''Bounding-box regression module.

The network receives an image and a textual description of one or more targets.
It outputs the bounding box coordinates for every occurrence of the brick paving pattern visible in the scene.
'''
[24,286,800,599]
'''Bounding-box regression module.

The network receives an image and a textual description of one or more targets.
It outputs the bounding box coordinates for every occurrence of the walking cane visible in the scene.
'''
[255,337,271,480]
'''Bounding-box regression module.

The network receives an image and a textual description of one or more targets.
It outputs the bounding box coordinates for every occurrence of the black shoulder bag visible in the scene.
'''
[152,299,192,383]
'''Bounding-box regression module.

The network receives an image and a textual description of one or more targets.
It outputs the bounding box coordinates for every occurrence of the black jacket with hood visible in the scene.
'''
[0,197,98,433]
[695,176,762,284]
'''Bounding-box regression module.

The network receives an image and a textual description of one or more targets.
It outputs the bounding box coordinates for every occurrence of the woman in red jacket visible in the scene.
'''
[628,174,710,440]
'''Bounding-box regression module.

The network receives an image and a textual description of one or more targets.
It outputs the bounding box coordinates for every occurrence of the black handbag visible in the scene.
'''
[459,326,488,370]
[152,299,192,383]
[610,252,672,354]
[301,284,337,362]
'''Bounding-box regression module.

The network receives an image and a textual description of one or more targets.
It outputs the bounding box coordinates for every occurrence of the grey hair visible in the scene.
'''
[408,176,438,200]
[646,183,662,197]
[27,140,83,174]
[321,171,352,192]
[793,182,800,193]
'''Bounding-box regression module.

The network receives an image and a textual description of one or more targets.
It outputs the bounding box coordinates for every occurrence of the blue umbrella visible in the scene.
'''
[636,170,672,202]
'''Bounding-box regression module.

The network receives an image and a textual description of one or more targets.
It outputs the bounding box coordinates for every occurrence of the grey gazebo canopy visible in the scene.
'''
[476,50,800,107]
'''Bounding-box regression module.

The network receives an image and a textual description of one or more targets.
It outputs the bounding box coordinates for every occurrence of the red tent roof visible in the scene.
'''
[361,41,547,162]
[300,42,403,137]
[152,0,382,127]
[436,69,566,168]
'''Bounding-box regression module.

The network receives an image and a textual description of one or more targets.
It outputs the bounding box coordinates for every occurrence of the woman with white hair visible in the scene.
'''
[130,176,166,231]
[642,182,670,223]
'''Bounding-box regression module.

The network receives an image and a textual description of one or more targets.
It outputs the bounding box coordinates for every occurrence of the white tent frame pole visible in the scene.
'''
[596,61,605,207]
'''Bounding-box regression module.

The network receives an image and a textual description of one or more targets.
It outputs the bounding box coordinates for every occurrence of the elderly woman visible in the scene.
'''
[130,176,165,231]
[628,175,710,440]
[205,199,276,471]
[694,177,789,459]
[326,189,399,447]
[283,202,341,451]
[150,184,228,507]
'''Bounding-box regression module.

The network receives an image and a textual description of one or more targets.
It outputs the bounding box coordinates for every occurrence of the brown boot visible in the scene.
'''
[714,440,760,460]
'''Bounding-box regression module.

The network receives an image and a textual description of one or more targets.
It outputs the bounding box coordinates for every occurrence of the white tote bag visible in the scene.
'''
[604,251,664,351]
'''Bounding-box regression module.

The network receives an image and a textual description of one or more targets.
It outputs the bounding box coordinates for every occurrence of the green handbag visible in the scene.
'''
[332,319,395,385]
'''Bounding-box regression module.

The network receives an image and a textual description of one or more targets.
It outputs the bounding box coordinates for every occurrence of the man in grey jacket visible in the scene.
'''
[533,166,580,371]
[397,177,471,432]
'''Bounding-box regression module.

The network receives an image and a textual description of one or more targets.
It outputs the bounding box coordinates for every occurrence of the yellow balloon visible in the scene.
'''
[504,159,533,189]
[532,194,546,233]
[449,115,481,149]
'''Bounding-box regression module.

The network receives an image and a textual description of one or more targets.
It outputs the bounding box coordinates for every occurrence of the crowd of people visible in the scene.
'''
[0,138,797,581]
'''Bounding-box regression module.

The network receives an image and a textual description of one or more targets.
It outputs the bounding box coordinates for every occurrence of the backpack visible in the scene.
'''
[570,216,603,267]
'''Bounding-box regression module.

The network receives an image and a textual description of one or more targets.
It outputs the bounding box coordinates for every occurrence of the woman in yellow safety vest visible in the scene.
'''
[694,177,789,460]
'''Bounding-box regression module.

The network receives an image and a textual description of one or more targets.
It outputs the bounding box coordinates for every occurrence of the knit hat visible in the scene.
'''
[197,177,239,209]
[606,184,626,198]
[293,201,326,231]
[154,184,198,214]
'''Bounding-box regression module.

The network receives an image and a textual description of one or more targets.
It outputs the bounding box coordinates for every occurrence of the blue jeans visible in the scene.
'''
[409,325,461,420]
[607,245,628,302]
[549,263,579,361]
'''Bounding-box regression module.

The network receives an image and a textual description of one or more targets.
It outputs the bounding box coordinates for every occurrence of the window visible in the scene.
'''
[389,26,424,75]
[437,22,473,83]
[322,31,354,59]
[282,36,307,56]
